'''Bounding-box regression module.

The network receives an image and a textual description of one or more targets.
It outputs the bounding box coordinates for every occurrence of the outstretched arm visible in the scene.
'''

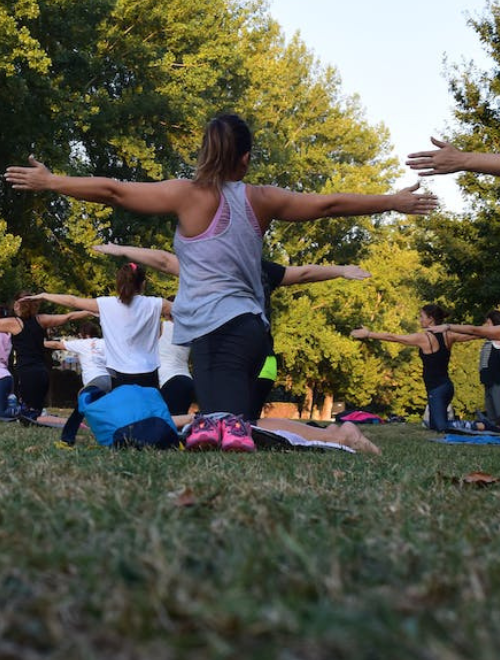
[38,310,94,328]
[22,293,99,314]
[5,156,189,215]
[280,263,371,286]
[407,137,500,177]
[350,326,426,348]
[250,182,438,227]
[44,339,66,350]
[430,323,500,340]
[93,244,180,276]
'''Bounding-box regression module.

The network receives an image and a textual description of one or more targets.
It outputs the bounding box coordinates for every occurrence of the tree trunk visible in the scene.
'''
[301,385,314,419]
[320,393,333,421]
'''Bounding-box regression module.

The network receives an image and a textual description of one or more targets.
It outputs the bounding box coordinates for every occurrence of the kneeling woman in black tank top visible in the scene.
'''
[350,304,477,432]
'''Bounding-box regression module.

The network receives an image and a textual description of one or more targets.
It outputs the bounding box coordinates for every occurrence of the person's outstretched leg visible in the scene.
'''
[256,418,381,455]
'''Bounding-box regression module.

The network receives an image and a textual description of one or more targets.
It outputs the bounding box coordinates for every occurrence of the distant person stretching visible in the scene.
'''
[0,292,89,421]
[351,304,477,432]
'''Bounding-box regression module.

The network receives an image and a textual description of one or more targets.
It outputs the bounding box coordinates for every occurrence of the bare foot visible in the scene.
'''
[336,421,381,455]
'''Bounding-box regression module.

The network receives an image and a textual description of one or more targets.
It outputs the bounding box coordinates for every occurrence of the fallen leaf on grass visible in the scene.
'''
[462,471,499,486]
[173,487,197,507]
[437,470,500,487]
[24,445,41,453]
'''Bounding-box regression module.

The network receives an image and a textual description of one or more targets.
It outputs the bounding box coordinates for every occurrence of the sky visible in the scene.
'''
[268,0,492,212]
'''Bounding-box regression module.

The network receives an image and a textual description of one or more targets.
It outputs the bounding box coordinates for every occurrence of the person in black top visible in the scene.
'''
[431,311,500,428]
[478,310,500,425]
[249,259,371,419]
[0,291,89,421]
[351,304,478,432]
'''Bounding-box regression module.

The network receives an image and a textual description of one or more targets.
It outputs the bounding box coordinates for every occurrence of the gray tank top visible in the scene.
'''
[172,181,267,345]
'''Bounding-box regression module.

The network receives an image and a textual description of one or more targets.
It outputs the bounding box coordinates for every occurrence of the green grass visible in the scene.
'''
[1,421,500,659]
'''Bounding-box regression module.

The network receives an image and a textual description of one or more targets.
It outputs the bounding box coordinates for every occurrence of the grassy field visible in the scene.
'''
[0,419,500,660]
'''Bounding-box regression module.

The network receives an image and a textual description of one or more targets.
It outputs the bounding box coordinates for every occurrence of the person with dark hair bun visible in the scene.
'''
[21,263,172,390]
[6,113,438,451]
[351,304,478,432]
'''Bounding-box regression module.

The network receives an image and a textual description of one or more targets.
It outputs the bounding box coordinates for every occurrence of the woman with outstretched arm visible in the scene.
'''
[351,304,478,432]
[22,263,172,391]
[0,292,90,421]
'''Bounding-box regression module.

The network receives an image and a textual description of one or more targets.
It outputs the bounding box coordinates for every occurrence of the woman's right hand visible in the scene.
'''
[5,156,54,191]
[341,265,371,281]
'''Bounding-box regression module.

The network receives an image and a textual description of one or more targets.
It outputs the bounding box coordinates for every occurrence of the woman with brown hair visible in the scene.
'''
[6,113,438,450]
[0,292,89,420]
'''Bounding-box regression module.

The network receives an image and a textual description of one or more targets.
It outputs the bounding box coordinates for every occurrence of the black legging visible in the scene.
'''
[111,369,159,390]
[17,364,49,413]
[160,375,195,415]
[249,376,274,422]
[190,313,270,421]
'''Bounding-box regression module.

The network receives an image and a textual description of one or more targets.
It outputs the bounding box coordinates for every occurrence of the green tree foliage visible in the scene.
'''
[414,1,500,319]
[0,0,402,299]
[272,235,430,415]
[0,0,251,295]
[450,340,483,418]
[0,218,22,304]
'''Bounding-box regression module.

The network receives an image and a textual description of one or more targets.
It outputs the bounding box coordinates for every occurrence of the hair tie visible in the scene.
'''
[129,262,138,272]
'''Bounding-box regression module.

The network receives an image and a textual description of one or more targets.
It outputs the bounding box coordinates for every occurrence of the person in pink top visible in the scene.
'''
[0,331,13,417]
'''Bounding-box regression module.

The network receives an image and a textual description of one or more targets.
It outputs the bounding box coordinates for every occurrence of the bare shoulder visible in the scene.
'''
[155,178,193,195]
[248,184,288,204]
[246,184,292,224]
[0,317,22,334]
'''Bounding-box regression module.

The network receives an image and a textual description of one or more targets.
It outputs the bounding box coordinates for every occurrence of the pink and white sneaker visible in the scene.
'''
[185,415,221,450]
[221,415,256,453]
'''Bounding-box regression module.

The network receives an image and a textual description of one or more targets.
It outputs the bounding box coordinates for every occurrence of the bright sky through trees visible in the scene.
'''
[269,0,491,212]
